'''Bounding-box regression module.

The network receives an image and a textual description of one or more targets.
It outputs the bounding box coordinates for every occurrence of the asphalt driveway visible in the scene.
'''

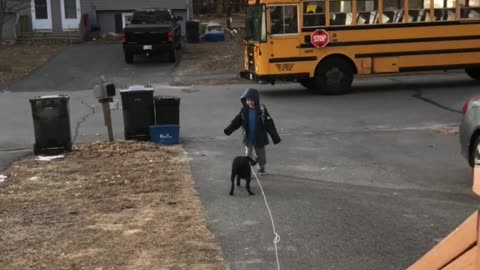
[6,42,180,92]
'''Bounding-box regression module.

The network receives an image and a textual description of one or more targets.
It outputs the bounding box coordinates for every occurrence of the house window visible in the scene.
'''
[34,0,48,19]
[122,12,133,28]
[64,0,77,19]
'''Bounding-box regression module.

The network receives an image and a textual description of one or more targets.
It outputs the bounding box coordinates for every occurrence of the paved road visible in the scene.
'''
[1,51,480,269]
[180,74,480,270]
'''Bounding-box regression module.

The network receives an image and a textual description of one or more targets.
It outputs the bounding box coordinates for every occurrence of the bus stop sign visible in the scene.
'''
[311,29,330,48]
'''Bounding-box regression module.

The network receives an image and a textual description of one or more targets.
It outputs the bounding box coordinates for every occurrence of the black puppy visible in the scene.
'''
[230,156,257,196]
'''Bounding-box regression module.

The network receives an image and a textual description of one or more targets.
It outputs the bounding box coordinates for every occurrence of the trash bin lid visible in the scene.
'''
[30,94,69,103]
[120,85,154,92]
[35,94,69,99]
[154,95,181,105]
[154,95,181,101]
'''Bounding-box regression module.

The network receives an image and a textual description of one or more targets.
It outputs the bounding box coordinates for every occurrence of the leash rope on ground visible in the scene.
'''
[251,166,281,270]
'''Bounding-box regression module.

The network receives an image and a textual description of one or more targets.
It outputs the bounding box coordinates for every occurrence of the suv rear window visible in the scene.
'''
[131,11,172,24]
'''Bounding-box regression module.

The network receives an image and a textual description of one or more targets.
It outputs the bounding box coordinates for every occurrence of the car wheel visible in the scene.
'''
[314,57,354,95]
[465,67,480,80]
[469,135,480,167]
[168,49,177,62]
[125,52,134,64]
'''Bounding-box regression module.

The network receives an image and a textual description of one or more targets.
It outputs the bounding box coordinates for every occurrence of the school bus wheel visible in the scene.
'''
[314,56,355,95]
[465,67,480,80]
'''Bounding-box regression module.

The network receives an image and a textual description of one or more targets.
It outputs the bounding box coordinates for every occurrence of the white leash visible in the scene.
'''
[251,166,281,270]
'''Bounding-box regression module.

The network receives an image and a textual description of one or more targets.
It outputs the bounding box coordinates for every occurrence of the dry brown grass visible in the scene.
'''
[0,141,226,270]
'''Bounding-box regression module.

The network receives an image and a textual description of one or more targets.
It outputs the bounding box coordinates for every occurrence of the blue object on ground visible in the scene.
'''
[149,125,180,145]
[201,32,225,42]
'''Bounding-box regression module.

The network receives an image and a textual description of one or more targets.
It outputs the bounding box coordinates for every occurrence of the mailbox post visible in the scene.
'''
[93,76,116,142]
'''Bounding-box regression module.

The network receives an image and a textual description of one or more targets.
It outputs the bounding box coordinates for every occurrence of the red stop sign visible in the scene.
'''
[311,29,330,48]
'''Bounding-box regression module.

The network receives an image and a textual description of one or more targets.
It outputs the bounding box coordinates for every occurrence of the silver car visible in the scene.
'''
[459,97,480,167]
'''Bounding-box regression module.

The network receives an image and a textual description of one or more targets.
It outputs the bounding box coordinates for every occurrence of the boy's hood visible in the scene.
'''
[240,88,260,108]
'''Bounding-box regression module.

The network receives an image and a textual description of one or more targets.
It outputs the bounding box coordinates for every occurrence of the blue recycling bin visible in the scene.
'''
[149,125,179,145]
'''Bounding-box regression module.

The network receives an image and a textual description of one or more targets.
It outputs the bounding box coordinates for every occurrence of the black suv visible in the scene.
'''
[122,9,182,63]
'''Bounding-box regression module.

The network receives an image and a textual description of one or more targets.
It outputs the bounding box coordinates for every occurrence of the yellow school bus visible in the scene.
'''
[239,0,480,94]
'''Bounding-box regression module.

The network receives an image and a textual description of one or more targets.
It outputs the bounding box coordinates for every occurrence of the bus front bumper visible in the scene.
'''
[240,71,310,84]
[240,71,265,82]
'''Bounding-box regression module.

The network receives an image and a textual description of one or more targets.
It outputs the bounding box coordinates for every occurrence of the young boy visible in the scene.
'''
[224,88,281,174]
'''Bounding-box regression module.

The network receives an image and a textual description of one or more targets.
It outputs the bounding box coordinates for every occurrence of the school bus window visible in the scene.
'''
[383,0,401,10]
[460,0,480,19]
[357,0,378,24]
[270,5,298,35]
[303,1,326,27]
[424,0,456,20]
[408,0,431,22]
[382,0,403,23]
[330,0,354,25]
[246,5,267,42]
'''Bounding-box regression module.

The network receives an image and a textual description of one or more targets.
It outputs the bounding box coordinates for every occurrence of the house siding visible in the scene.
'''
[81,0,187,23]
[52,0,63,32]
[1,14,17,40]
[96,11,116,33]
[81,1,188,36]
[96,10,187,36]
[82,0,187,11]
[23,0,188,35]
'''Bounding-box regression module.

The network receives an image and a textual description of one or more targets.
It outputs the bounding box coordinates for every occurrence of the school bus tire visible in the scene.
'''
[314,57,354,95]
[465,67,480,80]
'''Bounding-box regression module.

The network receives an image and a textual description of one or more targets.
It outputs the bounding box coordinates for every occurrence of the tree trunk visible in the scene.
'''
[216,0,224,15]
[0,14,4,45]
[0,0,8,44]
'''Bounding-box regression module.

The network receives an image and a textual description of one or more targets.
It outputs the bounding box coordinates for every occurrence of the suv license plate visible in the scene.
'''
[143,45,152,50]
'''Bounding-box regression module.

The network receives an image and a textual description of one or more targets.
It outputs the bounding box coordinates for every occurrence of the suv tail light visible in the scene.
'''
[120,32,126,43]
[168,32,173,42]
[463,97,478,115]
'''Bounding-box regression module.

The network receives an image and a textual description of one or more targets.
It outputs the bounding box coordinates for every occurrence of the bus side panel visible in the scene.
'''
[373,57,400,73]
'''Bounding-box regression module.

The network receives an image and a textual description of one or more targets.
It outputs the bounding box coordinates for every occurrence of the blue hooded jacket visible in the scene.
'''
[224,88,281,147]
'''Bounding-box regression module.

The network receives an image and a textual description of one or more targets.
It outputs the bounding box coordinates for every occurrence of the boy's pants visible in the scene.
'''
[245,144,266,170]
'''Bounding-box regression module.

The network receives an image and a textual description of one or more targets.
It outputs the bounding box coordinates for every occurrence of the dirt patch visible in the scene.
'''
[0,141,226,270]
[433,126,459,135]
[0,41,69,90]
[175,37,243,76]
[172,12,247,87]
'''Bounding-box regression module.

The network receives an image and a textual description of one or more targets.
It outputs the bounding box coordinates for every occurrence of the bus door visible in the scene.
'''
[267,4,301,71]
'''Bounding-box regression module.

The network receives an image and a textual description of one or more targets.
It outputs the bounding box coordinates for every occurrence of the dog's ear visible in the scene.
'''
[248,156,257,165]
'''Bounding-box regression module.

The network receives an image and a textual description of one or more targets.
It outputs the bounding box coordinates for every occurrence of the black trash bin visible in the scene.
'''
[29,95,72,155]
[120,86,155,141]
[186,20,200,43]
[154,96,181,125]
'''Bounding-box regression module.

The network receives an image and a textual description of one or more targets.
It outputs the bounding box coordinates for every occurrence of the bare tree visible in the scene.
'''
[216,0,224,15]
[0,0,29,43]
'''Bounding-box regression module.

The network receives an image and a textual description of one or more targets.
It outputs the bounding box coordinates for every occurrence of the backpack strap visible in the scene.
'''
[260,104,267,124]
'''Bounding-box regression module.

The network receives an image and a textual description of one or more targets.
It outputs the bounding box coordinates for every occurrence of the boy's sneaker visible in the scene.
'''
[258,168,267,175]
